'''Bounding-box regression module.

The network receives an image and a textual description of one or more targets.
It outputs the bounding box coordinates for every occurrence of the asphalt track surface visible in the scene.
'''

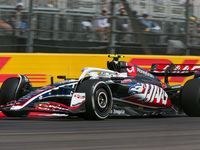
[1,112,200,150]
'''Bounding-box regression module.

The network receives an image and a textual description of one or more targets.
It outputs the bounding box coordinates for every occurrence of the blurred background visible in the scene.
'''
[0,0,199,55]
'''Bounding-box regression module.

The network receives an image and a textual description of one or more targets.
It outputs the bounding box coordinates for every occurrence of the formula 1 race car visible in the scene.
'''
[0,55,200,120]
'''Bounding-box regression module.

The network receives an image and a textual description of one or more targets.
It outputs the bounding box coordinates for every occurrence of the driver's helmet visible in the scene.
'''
[99,72,111,77]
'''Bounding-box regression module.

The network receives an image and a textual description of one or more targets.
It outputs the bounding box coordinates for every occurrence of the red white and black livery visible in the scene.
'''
[0,55,200,119]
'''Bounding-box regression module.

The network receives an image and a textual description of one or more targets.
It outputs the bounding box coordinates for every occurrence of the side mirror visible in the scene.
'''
[57,76,66,80]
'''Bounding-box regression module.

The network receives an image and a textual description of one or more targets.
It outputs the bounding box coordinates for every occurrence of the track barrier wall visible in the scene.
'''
[0,53,199,87]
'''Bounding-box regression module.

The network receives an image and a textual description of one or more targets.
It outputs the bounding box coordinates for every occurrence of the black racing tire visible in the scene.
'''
[76,80,113,120]
[0,77,30,117]
[181,79,200,116]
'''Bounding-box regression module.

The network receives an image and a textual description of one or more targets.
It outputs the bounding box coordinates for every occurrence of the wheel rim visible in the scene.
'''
[97,91,108,109]
[95,88,110,114]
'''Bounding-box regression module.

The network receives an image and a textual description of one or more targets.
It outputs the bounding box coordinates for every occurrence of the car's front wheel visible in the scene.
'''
[76,80,113,120]
[0,77,30,117]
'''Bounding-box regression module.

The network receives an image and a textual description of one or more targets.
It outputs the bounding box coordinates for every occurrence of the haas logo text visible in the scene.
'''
[129,83,168,105]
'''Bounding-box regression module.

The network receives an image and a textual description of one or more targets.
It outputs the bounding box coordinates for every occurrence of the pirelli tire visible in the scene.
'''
[0,77,30,117]
[76,80,113,120]
[181,79,200,117]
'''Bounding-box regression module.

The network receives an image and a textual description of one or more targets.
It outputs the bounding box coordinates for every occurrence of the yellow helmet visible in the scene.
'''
[190,16,196,22]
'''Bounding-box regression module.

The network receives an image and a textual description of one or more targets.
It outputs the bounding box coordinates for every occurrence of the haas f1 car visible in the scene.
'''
[0,55,200,119]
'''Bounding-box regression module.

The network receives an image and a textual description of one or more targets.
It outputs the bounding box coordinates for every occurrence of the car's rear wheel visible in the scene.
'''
[0,77,30,117]
[181,78,200,116]
[76,80,113,120]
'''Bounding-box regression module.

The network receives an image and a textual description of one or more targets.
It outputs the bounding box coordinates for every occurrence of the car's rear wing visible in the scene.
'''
[150,63,200,84]
[150,63,200,77]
